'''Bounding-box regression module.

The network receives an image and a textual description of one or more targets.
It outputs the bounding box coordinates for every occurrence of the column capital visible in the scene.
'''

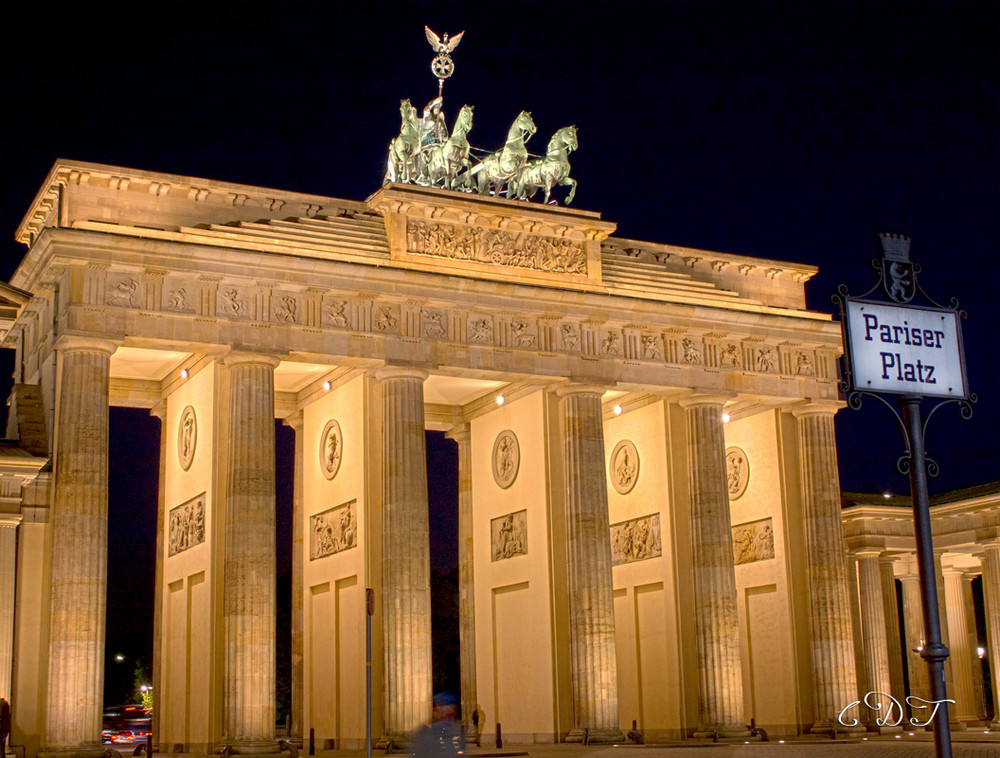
[0,514,23,528]
[677,392,732,410]
[373,365,429,382]
[444,423,470,444]
[790,399,845,418]
[283,410,304,432]
[222,350,282,369]
[149,400,166,421]
[55,335,117,356]
[554,382,611,399]
[878,552,901,567]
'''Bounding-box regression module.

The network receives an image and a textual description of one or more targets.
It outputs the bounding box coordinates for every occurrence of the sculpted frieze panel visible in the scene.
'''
[106,276,140,308]
[422,309,447,339]
[491,509,527,561]
[610,513,662,566]
[163,281,195,313]
[323,298,352,329]
[310,500,357,560]
[168,494,206,557]
[732,518,775,565]
[559,323,580,351]
[218,286,252,319]
[468,316,494,345]
[271,293,301,324]
[407,219,587,275]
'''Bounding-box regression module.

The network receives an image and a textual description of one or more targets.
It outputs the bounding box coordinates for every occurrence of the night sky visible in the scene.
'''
[2,0,997,703]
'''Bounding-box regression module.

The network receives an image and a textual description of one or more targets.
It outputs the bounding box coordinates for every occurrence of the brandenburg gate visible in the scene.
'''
[2,155,861,754]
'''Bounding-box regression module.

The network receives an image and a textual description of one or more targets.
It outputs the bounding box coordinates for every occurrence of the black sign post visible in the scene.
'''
[833,234,976,758]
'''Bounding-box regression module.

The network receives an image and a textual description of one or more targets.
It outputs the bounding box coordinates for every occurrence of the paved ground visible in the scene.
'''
[300,731,1000,758]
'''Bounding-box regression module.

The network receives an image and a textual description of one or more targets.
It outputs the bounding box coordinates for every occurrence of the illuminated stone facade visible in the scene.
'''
[0,160,988,756]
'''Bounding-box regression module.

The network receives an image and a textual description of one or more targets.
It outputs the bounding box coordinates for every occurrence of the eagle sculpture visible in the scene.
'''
[424,26,464,54]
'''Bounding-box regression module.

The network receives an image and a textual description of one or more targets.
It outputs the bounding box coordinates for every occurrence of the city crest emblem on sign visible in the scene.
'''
[383,28,578,205]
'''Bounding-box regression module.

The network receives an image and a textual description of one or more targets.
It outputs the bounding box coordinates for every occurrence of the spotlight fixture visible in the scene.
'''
[613,405,622,415]
[323,381,331,391]
[496,395,504,406]
[181,368,189,379]
[722,413,731,423]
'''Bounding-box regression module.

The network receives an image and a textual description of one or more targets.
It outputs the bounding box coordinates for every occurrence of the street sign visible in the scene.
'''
[844,299,968,399]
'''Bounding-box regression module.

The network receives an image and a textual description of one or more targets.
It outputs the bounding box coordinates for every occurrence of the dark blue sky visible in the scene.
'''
[3,3,998,535]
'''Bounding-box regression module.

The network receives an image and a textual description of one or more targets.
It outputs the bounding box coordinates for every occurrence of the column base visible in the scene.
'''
[564,727,624,744]
[692,725,752,740]
[221,740,283,755]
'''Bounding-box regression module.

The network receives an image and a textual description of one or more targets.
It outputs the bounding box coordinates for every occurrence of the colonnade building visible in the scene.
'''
[0,161,995,756]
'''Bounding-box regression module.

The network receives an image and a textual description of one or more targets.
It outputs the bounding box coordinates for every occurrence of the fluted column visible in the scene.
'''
[558,385,622,741]
[933,551,962,729]
[42,336,116,757]
[943,567,978,721]
[0,515,21,701]
[961,572,985,721]
[283,412,305,741]
[376,367,432,739]
[445,424,476,730]
[149,402,167,750]
[679,394,747,738]
[879,555,906,703]
[855,549,897,731]
[899,571,931,704]
[792,403,859,733]
[221,351,280,751]
[978,540,1000,726]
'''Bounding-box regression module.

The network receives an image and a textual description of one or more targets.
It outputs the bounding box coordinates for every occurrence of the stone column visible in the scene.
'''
[879,555,906,702]
[375,367,432,739]
[792,403,859,733]
[283,412,305,741]
[855,549,898,731]
[978,540,1000,726]
[221,352,280,751]
[679,394,747,738]
[899,571,931,703]
[42,336,116,757]
[149,402,167,749]
[0,515,21,700]
[961,572,986,721]
[933,551,962,729]
[558,385,622,741]
[943,567,978,721]
[445,424,477,730]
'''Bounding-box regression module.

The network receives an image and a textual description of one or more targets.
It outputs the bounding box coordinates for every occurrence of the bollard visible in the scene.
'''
[147,733,153,756]
[309,727,315,756]
[495,722,502,749]
[583,727,589,746]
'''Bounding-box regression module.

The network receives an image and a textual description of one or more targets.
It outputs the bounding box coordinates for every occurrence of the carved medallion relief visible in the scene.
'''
[491,430,520,489]
[725,446,750,500]
[491,510,527,561]
[320,420,343,480]
[310,500,357,560]
[732,518,775,565]
[609,439,640,494]
[178,406,197,471]
[610,513,663,566]
[168,494,206,556]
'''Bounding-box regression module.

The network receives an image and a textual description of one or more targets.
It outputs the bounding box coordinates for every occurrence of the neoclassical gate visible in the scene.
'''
[3,161,859,755]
